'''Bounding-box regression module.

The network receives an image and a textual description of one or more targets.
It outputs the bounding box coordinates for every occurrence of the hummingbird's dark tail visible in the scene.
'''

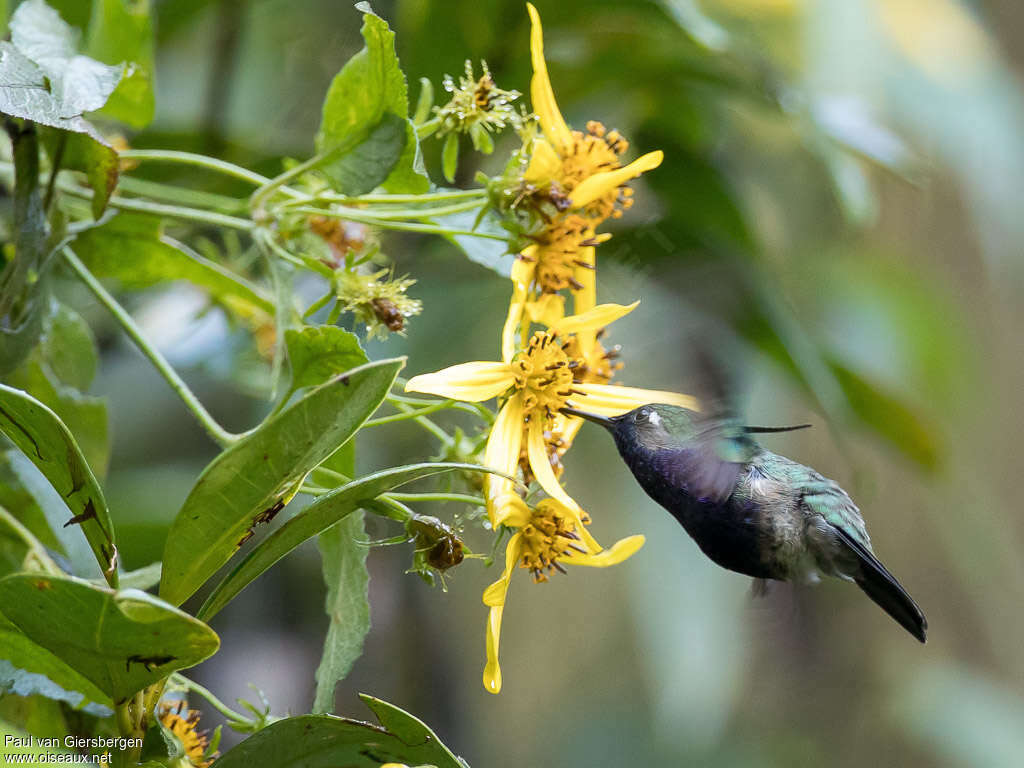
[834,527,928,643]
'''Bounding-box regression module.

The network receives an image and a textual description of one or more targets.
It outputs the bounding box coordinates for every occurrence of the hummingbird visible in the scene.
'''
[561,402,927,642]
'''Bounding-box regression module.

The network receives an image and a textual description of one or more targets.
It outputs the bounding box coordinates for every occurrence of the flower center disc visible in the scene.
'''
[512,332,574,415]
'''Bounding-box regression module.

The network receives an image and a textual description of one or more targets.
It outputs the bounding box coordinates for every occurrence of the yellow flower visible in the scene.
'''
[481,496,644,693]
[405,301,695,534]
[506,214,609,326]
[159,701,215,768]
[524,3,663,224]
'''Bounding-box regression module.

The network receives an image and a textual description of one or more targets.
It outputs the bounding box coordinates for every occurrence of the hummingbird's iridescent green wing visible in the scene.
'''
[799,475,872,551]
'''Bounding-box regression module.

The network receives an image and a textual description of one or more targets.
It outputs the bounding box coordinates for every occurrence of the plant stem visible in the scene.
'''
[62,248,239,448]
[42,131,66,212]
[314,188,486,205]
[386,492,485,506]
[393,402,452,445]
[116,175,247,213]
[0,507,61,574]
[250,152,324,213]
[118,149,284,190]
[58,180,255,230]
[170,675,246,722]
[256,229,333,276]
[283,199,485,220]
[363,400,459,427]
[283,206,506,240]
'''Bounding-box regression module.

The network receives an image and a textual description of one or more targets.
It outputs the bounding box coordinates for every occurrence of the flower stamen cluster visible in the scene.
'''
[435,60,524,144]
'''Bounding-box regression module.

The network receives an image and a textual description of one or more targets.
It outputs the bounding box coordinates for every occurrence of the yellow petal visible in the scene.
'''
[569,150,664,209]
[492,490,531,528]
[483,605,504,694]
[484,397,525,525]
[527,3,573,155]
[524,293,565,327]
[572,244,597,315]
[568,383,697,415]
[526,417,575,510]
[483,533,523,607]
[502,295,526,367]
[406,362,513,402]
[511,250,537,288]
[526,420,601,553]
[524,138,562,184]
[572,244,597,353]
[551,300,639,336]
[560,414,584,444]
[567,534,645,567]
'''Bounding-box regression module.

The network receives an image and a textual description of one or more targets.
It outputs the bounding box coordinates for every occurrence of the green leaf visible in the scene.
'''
[442,132,458,183]
[827,357,941,470]
[85,0,156,128]
[0,43,100,136]
[0,572,219,701]
[37,302,97,391]
[0,449,94,574]
[41,128,119,219]
[314,4,426,193]
[6,301,110,476]
[0,383,116,583]
[6,356,110,479]
[93,560,161,591]
[313,503,366,711]
[319,112,407,195]
[382,118,429,194]
[285,325,368,394]
[214,695,468,768]
[72,213,274,317]
[198,462,504,622]
[159,358,404,607]
[0,121,49,376]
[1,0,123,214]
[0,721,76,758]
[312,438,357,715]
[438,207,515,278]
[8,0,122,116]
[0,613,114,717]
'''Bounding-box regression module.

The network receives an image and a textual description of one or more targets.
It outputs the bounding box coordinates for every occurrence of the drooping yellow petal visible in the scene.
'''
[566,534,645,567]
[551,301,639,336]
[526,417,576,510]
[569,150,664,209]
[483,605,504,694]
[569,383,698,415]
[483,533,524,606]
[526,419,601,553]
[484,397,525,524]
[523,137,562,184]
[527,3,573,155]
[406,362,513,402]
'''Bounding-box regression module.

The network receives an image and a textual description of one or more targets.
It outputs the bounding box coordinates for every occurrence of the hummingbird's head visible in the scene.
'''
[561,403,698,453]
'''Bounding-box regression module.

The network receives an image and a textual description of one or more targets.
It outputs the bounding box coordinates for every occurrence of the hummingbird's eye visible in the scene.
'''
[636,407,651,424]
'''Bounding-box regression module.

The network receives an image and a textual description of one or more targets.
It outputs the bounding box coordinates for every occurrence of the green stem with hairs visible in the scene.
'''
[62,248,239,448]
[58,180,255,230]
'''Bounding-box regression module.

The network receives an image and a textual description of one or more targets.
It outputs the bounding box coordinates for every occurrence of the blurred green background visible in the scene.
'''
[91,0,1024,765]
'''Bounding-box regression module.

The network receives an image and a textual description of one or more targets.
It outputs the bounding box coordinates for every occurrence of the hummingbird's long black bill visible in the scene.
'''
[560,406,616,429]
[743,423,813,434]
